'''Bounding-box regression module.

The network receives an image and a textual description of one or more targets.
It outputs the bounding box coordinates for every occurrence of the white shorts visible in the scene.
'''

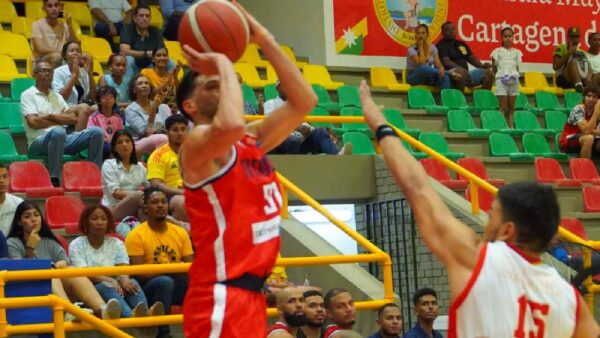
[494,78,519,96]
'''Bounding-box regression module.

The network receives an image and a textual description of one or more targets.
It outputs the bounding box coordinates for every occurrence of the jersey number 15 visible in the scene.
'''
[513,295,550,338]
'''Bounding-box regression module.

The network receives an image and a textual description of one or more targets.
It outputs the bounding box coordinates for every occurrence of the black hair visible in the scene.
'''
[176,70,200,120]
[151,47,169,58]
[165,113,189,130]
[95,85,118,110]
[324,288,349,310]
[7,201,61,247]
[129,74,156,102]
[61,41,81,61]
[588,32,600,44]
[377,303,400,317]
[107,53,126,66]
[110,129,138,165]
[501,26,514,36]
[497,181,560,252]
[303,290,323,299]
[144,186,166,205]
[583,86,600,101]
[134,4,151,16]
[0,163,7,170]
[413,288,437,306]
[441,21,453,31]
[416,24,429,35]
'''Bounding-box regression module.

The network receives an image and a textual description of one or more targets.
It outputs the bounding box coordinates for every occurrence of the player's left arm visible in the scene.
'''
[574,295,600,338]
[235,3,317,153]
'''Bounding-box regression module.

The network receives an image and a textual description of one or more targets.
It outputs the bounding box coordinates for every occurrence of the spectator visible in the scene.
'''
[125,187,194,338]
[436,21,494,91]
[368,303,402,338]
[302,290,326,338]
[323,288,356,336]
[553,27,587,92]
[586,33,600,89]
[237,72,263,115]
[491,27,522,129]
[101,130,147,221]
[141,47,182,112]
[7,201,121,320]
[403,288,442,338]
[31,0,78,68]
[159,0,199,41]
[0,232,7,258]
[120,4,175,78]
[558,86,600,159]
[52,41,96,108]
[89,0,132,52]
[0,164,23,236]
[406,24,453,90]
[98,53,131,109]
[21,61,103,185]
[147,114,188,223]
[267,287,306,337]
[87,85,124,158]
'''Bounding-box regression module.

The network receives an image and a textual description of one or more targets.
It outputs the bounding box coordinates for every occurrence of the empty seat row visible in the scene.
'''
[489,133,566,161]
[237,63,342,89]
[419,157,505,190]
[447,110,565,136]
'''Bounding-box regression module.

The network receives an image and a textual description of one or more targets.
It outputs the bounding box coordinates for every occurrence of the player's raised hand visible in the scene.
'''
[231,1,269,45]
[182,45,231,76]
[359,80,387,131]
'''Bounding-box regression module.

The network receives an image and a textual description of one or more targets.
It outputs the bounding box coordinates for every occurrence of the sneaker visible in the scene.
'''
[131,302,148,317]
[101,298,121,320]
[148,302,165,317]
[50,177,60,188]
[65,306,93,322]
[575,82,584,93]
[338,143,353,155]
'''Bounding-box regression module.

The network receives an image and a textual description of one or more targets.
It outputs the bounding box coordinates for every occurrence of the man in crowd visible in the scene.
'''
[302,290,326,338]
[553,27,588,92]
[89,0,132,52]
[586,32,600,89]
[159,0,199,41]
[368,303,402,338]
[436,21,493,92]
[323,288,356,338]
[403,288,443,338]
[267,287,307,337]
[558,86,600,159]
[31,0,78,68]
[0,164,22,236]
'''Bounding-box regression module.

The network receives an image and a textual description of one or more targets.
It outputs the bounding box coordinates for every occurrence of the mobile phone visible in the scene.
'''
[58,11,64,18]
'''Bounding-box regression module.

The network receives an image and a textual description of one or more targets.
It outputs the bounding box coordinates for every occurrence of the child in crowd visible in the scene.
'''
[88,86,124,158]
[141,47,181,113]
[98,54,131,111]
[491,26,523,128]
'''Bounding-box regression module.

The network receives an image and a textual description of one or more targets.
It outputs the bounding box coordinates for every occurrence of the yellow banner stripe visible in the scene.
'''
[335,17,368,53]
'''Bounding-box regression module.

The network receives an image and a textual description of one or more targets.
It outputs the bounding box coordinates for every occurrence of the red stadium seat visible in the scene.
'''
[464,186,495,213]
[54,233,70,255]
[45,195,85,231]
[534,158,581,187]
[62,161,103,197]
[569,158,600,185]
[560,217,588,240]
[583,186,600,212]
[456,158,506,187]
[9,162,64,197]
[419,158,467,189]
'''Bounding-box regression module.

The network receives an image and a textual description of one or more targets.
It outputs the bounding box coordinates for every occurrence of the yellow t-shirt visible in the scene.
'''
[125,221,194,265]
[147,143,182,189]
[267,254,288,283]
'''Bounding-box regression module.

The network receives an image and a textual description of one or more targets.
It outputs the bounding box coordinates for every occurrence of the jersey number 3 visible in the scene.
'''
[263,182,282,215]
[513,295,550,338]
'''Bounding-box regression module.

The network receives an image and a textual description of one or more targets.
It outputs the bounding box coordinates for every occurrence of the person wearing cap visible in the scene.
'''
[586,32,600,89]
[553,27,588,92]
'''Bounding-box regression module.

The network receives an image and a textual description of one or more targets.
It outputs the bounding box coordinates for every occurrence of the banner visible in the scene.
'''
[333,0,599,63]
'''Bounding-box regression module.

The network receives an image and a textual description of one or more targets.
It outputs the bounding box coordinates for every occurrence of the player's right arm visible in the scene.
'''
[574,294,600,337]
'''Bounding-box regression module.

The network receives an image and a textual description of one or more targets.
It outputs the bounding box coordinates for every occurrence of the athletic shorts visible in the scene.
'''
[495,78,519,96]
[562,134,600,157]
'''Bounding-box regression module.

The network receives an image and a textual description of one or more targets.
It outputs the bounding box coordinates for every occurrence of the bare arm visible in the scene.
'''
[119,44,148,59]
[467,54,485,68]
[433,51,445,72]
[150,178,183,196]
[31,37,60,55]
[573,295,600,337]
[441,56,461,70]
[577,102,600,134]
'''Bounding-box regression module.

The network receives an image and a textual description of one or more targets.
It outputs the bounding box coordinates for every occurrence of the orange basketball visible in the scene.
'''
[178,0,250,63]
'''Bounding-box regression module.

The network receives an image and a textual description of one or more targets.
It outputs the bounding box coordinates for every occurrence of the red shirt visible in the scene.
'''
[559,104,596,150]
[268,321,291,336]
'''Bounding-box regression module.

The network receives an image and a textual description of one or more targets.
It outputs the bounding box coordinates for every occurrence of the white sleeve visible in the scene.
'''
[88,0,99,9]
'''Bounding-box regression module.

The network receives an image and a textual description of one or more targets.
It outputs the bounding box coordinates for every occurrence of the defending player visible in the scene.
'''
[358,79,600,337]
[176,3,317,338]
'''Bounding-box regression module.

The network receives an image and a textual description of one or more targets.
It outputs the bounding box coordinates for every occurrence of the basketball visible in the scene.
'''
[178,0,250,63]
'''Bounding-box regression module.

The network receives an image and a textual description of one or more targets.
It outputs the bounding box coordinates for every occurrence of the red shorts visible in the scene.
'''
[183,284,267,337]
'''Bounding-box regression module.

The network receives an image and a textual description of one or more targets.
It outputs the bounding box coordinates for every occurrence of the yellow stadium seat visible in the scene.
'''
[25,1,45,20]
[150,6,163,30]
[239,43,270,68]
[401,69,439,94]
[71,20,92,40]
[266,64,278,83]
[81,37,112,64]
[0,33,32,61]
[92,58,103,83]
[370,67,411,92]
[523,71,570,95]
[26,57,33,77]
[63,2,93,29]
[11,17,36,39]
[164,40,187,66]
[0,0,17,25]
[302,65,343,90]
[234,62,271,88]
[280,45,307,69]
[0,55,27,81]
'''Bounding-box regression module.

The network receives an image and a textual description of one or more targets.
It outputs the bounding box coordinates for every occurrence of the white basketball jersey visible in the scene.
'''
[449,241,580,338]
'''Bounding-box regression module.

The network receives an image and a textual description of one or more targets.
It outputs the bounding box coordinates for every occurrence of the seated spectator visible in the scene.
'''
[21,61,103,185]
[324,288,356,335]
[267,287,306,338]
[406,24,453,90]
[52,41,96,107]
[558,86,600,159]
[89,0,132,53]
[120,5,175,78]
[586,33,600,89]
[0,164,23,236]
[101,130,147,221]
[159,0,198,41]
[141,48,182,112]
[554,27,587,92]
[7,201,121,320]
[368,303,402,338]
[403,288,443,338]
[237,72,263,115]
[99,54,131,110]
[125,187,194,338]
[87,85,124,158]
[302,290,326,338]
[31,0,78,69]
[147,114,188,223]
[124,74,170,157]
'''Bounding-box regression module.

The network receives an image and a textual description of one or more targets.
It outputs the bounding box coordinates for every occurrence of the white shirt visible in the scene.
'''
[0,194,23,236]
[88,0,131,24]
[586,51,600,74]
[263,97,285,115]
[20,86,69,146]
[69,236,130,268]
[52,64,92,107]
[101,159,147,207]
[490,47,523,78]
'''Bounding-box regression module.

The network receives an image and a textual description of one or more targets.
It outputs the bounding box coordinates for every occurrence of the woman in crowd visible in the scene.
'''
[406,24,454,90]
[141,47,181,113]
[52,41,96,107]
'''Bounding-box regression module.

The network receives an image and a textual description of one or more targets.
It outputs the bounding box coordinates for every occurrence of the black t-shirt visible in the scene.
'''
[120,24,166,68]
[436,38,474,70]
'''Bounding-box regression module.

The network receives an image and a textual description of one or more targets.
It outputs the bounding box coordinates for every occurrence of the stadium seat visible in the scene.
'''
[81,37,112,64]
[0,132,27,163]
[456,158,505,187]
[480,110,520,136]
[382,108,420,138]
[280,45,307,69]
[473,89,499,110]
[340,107,370,135]
[25,1,44,20]
[263,83,278,101]
[0,33,32,61]
[241,83,258,111]
[92,58,103,83]
[545,111,567,133]
[62,161,102,197]
[407,88,448,114]
[560,217,588,240]
[11,17,35,39]
[239,43,270,68]
[63,2,93,28]
[164,40,187,66]
[523,133,568,160]
[308,107,334,128]
[583,185,600,212]
[342,132,375,155]
[9,161,64,198]
[369,67,410,92]
[149,5,163,30]
[569,158,600,185]
[0,55,26,82]
[71,20,90,40]
[535,91,570,113]
[0,102,25,134]
[488,132,534,161]
[524,72,566,95]
[0,0,16,25]
[266,64,278,83]
[564,91,582,110]
[464,185,494,213]
[514,111,555,136]
[446,109,490,137]
[302,65,344,90]
[419,158,467,189]
[11,77,35,102]
[441,89,476,112]
[534,157,580,186]
[45,195,85,231]
[418,132,465,160]
[234,63,270,88]
[401,139,427,160]
[337,85,361,108]
[312,84,340,110]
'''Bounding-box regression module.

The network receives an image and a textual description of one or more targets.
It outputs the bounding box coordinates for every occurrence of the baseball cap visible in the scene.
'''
[568,27,581,36]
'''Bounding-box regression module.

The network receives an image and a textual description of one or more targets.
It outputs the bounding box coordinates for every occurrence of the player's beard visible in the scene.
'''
[283,311,306,328]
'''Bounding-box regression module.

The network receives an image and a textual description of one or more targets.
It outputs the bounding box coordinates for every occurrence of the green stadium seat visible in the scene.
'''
[535,91,570,113]
[407,88,448,114]
[0,93,11,103]
[308,107,334,129]
[418,132,465,160]
[0,132,27,163]
[514,92,543,114]
[340,107,370,135]
[241,83,258,111]
[564,91,582,110]
[473,89,499,110]
[488,132,534,161]
[447,109,490,137]
[480,110,521,136]
[545,111,567,133]
[337,85,361,108]
[312,84,340,111]
[441,89,476,113]
[382,108,420,138]
[0,102,24,134]
[11,78,35,102]
[401,139,427,159]
[342,132,375,155]
[514,111,555,137]
[522,133,568,160]
[263,83,278,102]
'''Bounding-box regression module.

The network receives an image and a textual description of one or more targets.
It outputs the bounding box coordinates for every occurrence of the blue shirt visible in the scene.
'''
[159,0,199,19]
[368,331,400,338]
[403,323,443,338]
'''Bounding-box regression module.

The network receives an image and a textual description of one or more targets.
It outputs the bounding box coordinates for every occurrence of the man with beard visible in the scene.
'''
[403,288,442,338]
[368,303,402,338]
[323,288,356,338]
[268,287,307,338]
[302,290,326,338]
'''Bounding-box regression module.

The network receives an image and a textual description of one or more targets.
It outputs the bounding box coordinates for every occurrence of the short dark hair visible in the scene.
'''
[165,114,188,130]
[583,86,600,100]
[96,85,118,106]
[588,32,600,44]
[377,303,400,317]
[110,129,138,165]
[0,163,8,170]
[441,21,453,31]
[497,181,560,252]
[151,47,169,58]
[108,53,126,66]
[134,4,151,16]
[176,70,200,120]
[501,26,514,36]
[129,74,156,101]
[78,205,115,234]
[144,186,166,205]
[413,288,437,306]
[324,288,349,310]
[303,290,323,299]
[61,41,81,60]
